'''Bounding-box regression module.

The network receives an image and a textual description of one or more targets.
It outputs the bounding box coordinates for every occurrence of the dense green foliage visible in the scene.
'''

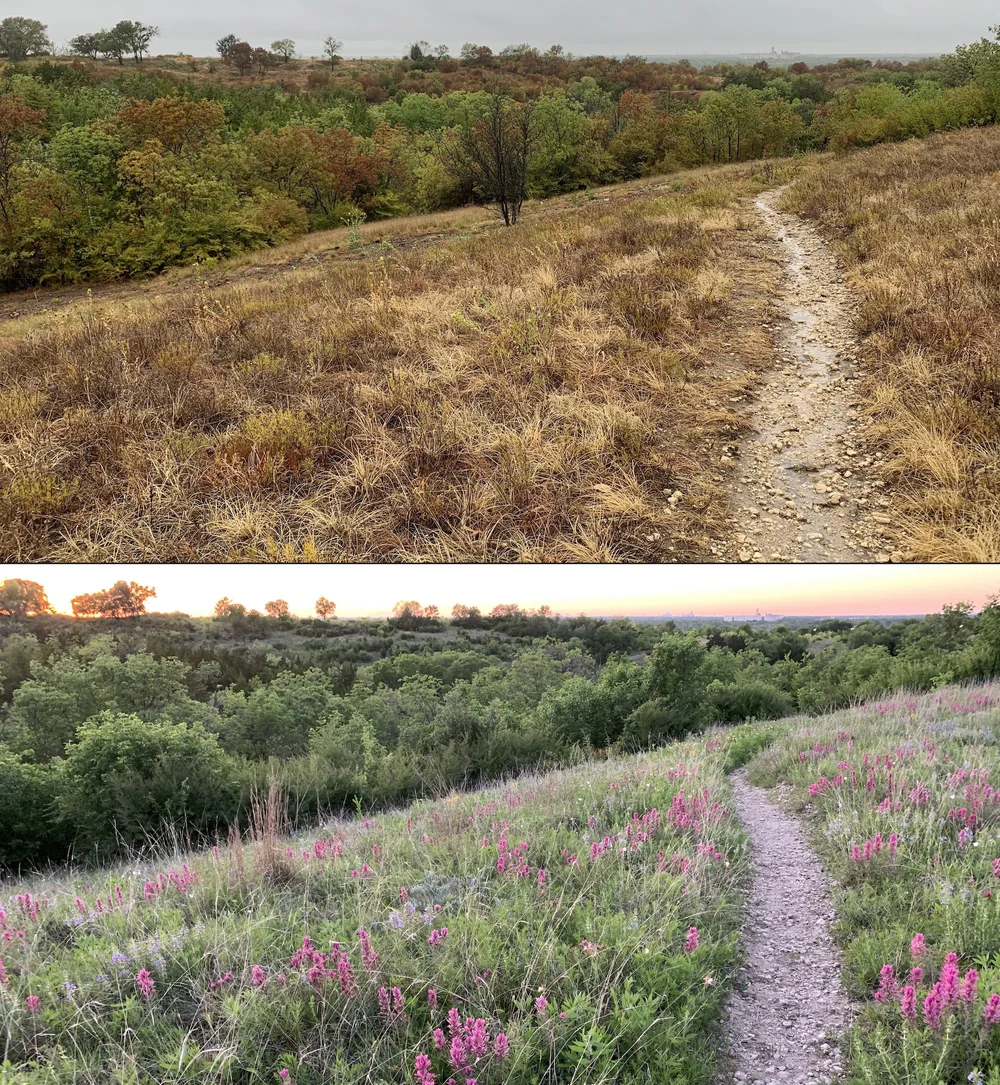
[0,595,998,869]
[2,24,1000,289]
[749,683,1000,1084]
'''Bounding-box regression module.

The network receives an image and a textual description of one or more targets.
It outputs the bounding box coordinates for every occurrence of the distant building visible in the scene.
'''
[737,47,801,62]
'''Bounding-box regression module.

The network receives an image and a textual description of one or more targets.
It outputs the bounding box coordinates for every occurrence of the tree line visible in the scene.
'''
[2,23,999,288]
[0,584,997,870]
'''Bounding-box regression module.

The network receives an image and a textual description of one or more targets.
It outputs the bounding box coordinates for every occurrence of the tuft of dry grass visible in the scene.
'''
[0,162,794,562]
[783,127,1000,562]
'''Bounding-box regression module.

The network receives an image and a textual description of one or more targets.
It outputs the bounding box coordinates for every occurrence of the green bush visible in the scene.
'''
[59,712,241,855]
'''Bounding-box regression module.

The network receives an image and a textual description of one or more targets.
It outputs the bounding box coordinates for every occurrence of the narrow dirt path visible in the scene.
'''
[720,771,853,1085]
[724,187,884,563]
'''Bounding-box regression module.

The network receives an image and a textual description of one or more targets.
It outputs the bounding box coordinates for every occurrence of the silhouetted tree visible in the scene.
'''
[0,579,52,617]
[323,36,344,68]
[71,581,156,618]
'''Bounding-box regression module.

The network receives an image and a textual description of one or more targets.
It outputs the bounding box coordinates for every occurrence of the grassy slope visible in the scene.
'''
[0,162,796,562]
[783,125,1000,563]
[749,681,1000,1083]
[0,734,765,1085]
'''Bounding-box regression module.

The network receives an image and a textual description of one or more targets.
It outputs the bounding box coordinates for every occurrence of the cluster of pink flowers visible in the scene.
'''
[289,935,360,996]
[14,893,44,922]
[143,865,197,902]
[873,937,1000,1032]
[849,833,898,863]
[26,994,40,1014]
[419,1008,510,1084]
[578,940,599,957]
[208,971,234,991]
[684,927,700,953]
[808,775,845,797]
[0,957,8,988]
[427,928,449,947]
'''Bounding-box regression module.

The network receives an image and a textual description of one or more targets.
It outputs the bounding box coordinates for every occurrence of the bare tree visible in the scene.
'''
[323,36,343,68]
[448,88,536,226]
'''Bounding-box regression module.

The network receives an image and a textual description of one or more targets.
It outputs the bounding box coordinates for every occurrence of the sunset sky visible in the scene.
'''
[0,565,994,619]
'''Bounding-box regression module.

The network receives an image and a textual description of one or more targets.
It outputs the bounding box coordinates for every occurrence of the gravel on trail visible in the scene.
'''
[720,771,854,1085]
[723,187,892,563]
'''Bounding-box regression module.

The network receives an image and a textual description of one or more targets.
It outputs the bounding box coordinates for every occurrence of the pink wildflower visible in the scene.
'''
[939,953,959,1006]
[961,970,979,1004]
[433,1028,446,1051]
[279,1072,290,1082]
[136,969,155,1001]
[447,1007,462,1037]
[923,985,943,1029]
[493,1033,509,1059]
[908,966,923,986]
[467,1018,488,1058]
[252,965,267,987]
[415,1053,436,1085]
[427,988,438,1010]
[684,927,700,953]
[378,987,391,1017]
[900,986,916,1020]
[874,964,898,1003]
[983,993,1000,1026]
[26,995,40,1014]
[0,958,7,988]
[535,995,549,1017]
[449,1036,469,1072]
[910,933,926,958]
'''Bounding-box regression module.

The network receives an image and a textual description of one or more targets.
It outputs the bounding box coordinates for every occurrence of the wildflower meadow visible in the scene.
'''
[0,728,768,1085]
[750,681,1000,1085]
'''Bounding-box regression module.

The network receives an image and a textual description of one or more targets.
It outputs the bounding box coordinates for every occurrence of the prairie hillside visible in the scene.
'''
[0,163,791,563]
[783,125,1000,563]
[5,679,1000,1084]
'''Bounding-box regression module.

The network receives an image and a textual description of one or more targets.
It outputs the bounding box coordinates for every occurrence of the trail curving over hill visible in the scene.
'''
[724,187,882,563]
[720,770,853,1085]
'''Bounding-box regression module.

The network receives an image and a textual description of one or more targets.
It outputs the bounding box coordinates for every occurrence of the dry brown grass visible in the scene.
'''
[783,127,1000,562]
[0,162,795,562]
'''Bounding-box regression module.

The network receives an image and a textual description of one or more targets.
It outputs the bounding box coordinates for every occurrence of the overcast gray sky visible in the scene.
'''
[31,0,994,59]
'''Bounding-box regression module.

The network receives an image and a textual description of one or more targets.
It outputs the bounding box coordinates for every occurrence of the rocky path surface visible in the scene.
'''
[720,771,853,1085]
[724,187,886,563]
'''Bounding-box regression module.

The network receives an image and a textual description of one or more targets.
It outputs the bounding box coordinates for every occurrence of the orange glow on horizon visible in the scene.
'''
[0,565,994,620]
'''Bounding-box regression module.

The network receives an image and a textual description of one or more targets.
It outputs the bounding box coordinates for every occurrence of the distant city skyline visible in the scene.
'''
[0,565,994,620]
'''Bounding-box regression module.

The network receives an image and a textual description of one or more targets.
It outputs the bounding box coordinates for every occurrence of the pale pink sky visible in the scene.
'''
[0,565,994,618]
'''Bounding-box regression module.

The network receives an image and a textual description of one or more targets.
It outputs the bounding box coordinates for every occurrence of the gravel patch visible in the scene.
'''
[719,770,854,1085]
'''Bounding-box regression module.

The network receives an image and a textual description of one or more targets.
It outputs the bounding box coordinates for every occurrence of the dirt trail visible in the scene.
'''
[725,187,883,563]
[720,771,853,1085]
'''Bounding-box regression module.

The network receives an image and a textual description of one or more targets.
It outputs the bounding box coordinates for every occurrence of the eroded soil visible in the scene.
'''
[720,771,853,1085]
[722,188,885,563]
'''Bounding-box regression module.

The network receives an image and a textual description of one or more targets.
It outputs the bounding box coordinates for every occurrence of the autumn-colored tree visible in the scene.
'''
[225,41,254,76]
[423,605,440,619]
[315,596,336,619]
[490,603,521,618]
[392,600,423,618]
[0,95,46,241]
[451,604,471,618]
[265,599,290,618]
[0,579,52,617]
[116,97,226,154]
[71,581,156,619]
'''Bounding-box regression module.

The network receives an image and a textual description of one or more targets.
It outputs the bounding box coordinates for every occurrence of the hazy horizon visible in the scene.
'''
[1,565,994,620]
[27,0,990,61]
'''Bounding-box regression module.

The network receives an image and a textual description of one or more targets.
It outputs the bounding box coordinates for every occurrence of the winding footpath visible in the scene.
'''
[724,187,888,563]
[720,771,853,1085]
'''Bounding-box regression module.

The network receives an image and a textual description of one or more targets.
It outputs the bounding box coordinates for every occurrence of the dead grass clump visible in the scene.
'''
[784,127,1000,560]
[0,160,789,561]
